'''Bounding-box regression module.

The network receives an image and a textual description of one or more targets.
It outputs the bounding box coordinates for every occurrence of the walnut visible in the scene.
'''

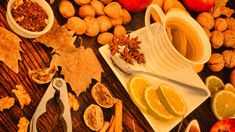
[222,50,235,68]
[210,30,224,49]
[196,12,214,30]
[214,18,227,31]
[230,70,235,87]
[227,17,235,30]
[208,53,225,72]
[12,85,31,109]
[223,30,235,48]
[68,92,79,111]
[212,6,234,18]
[0,96,15,112]
[17,117,29,132]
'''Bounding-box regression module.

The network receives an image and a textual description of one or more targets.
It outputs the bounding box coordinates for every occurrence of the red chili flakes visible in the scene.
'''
[11,0,48,32]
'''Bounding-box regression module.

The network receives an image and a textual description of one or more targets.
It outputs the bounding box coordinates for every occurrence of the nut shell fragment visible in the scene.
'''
[208,53,225,72]
[91,82,117,108]
[28,65,58,84]
[83,104,104,131]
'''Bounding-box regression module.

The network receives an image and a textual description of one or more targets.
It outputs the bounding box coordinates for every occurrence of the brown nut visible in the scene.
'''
[122,9,131,25]
[214,18,228,32]
[97,32,114,45]
[227,17,235,30]
[97,15,112,32]
[210,30,224,49]
[114,25,126,39]
[104,2,122,18]
[84,16,99,37]
[78,5,95,18]
[110,17,123,26]
[230,70,235,87]
[196,12,214,30]
[59,1,75,18]
[223,30,235,48]
[222,50,235,68]
[67,17,87,35]
[91,0,105,16]
[74,0,90,5]
[207,53,225,72]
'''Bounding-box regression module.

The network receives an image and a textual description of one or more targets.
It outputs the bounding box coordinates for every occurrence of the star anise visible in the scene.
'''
[109,36,120,55]
[127,36,141,50]
[136,53,145,64]
[121,48,134,65]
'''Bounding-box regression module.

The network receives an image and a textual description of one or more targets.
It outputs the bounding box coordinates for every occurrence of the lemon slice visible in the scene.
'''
[224,83,235,94]
[157,85,186,116]
[205,75,224,96]
[144,86,173,120]
[128,76,149,112]
[211,90,235,120]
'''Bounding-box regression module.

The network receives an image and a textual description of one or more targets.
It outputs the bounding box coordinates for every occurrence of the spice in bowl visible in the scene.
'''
[11,0,48,32]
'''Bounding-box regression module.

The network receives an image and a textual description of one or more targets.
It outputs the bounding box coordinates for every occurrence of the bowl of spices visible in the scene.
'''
[6,0,54,38]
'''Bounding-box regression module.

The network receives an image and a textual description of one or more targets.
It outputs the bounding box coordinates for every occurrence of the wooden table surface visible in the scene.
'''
[0,0,234,132]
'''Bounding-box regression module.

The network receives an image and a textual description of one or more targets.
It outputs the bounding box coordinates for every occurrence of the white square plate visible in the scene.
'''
[99,24,210,132]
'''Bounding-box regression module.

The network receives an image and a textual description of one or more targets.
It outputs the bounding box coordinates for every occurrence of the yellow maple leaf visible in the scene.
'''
[51,46,103,96]
[35,21,76,51]
[0,27,22,73]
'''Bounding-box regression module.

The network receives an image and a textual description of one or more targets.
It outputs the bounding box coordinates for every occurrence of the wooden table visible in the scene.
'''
[0,0,234,131]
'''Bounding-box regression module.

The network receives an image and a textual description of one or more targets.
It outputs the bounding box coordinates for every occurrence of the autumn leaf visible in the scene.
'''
[35,21,76,51]
[50,46,103,96]
[0,27,23,73]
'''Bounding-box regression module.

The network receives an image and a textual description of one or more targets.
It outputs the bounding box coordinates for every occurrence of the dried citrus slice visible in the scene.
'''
[211,90,235,120]
[205,75,224,96]
[157,85,186,116]
[83,104,104,131]
[224,83,235,94]
[144,86,173,120]
[128,76,149,112]
[91,82,117,108]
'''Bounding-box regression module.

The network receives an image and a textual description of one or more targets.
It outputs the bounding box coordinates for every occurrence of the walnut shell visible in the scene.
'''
[59,1,75,18]
[110,17,123,26]
[222,50,235,68]
[28,65,58,84]
[227,17,235,30]
[78,5,95,18]
[214,18,227,32]
[99,0,112,4]
[114,25,126,39]
[83,104,104,131]
[97,32,114,45]
[210,30,224,49]
[97,15,112,32]
[91,82,117,108]
[207,53,225,72]
[122,9,131,25]
[196,12,214,30]
[67,17,87,35]
[104,2,122,18]
[84,16,99,37]
[223,30,235,48]
[91,0,105,16]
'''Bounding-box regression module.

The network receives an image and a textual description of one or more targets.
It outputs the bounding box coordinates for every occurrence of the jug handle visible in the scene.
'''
[145,4,165,42]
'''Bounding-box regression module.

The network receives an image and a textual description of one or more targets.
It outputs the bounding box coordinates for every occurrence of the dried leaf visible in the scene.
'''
[17,117,29,132]
[0,27,22,73]
[68,92,79,111]
[0,96,15,112]
[35,21,76,51]
[51,46,103,96]
[12,85,31,108]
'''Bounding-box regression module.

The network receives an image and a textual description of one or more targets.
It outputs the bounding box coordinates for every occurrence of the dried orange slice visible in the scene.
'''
[91,82,117,108]
[83,104,104,131]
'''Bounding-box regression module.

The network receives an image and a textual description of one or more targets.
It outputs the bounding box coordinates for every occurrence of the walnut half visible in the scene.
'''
[208,53,225,72]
